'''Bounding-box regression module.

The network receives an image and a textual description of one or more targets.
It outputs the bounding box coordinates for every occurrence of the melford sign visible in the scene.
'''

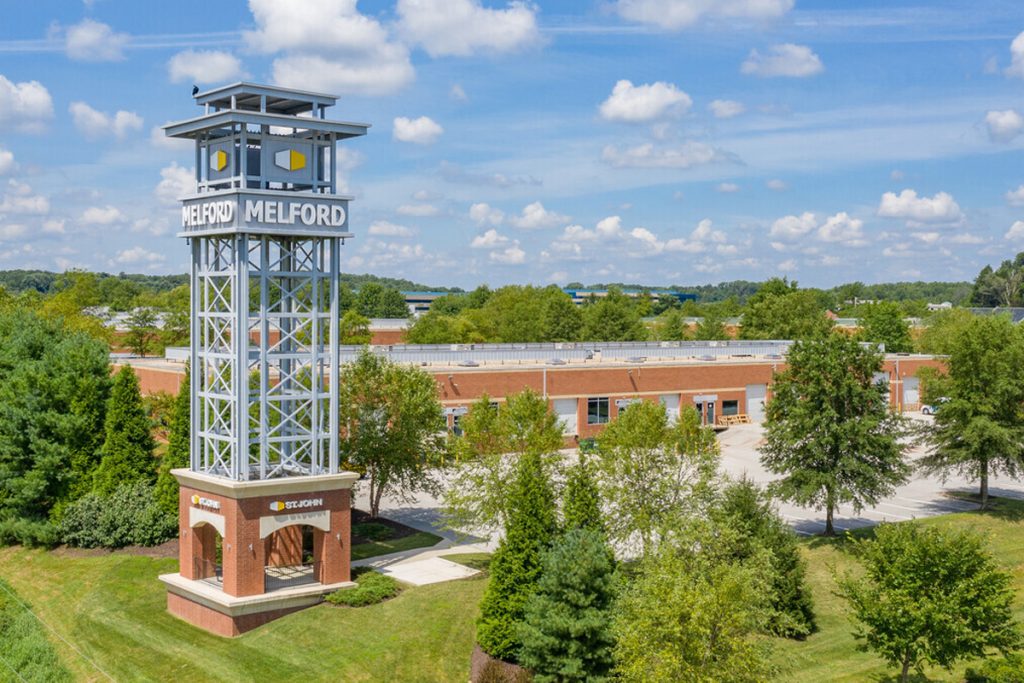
[179,190,350,235]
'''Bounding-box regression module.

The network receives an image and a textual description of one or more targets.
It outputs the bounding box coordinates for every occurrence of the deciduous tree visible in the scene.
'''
[125,307,157,357]
[761,335,909,535]
[740,277,833,340]
[918,314,1024,508]
[338,351,445,518]
[856,301,912,353]
[837,523,1021,683]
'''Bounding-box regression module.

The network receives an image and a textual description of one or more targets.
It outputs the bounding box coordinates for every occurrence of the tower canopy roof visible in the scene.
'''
[194,82,339,116]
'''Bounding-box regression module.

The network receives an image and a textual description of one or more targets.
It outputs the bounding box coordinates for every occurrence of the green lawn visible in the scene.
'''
[770,495,1024,682]
[0,547,483,682]
[1,499,1023,682]
[351,530,442,561]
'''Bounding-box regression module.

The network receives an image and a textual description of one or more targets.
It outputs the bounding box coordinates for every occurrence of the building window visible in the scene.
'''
[722,400,739,417]
[452,415,463,437]
[587,397,610,425]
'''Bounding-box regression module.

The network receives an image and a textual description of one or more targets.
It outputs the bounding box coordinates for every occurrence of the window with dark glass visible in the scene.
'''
[722,400,739,416]
[587,397,610,425]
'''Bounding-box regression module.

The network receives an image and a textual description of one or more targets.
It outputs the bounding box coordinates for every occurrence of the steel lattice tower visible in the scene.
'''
[165,83,369,481]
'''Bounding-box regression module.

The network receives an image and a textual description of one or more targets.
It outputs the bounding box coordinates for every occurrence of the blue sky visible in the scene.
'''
[1,0,1024,289]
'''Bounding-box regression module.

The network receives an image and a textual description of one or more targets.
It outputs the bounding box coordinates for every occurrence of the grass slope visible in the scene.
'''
[351,530,442,561]
[771,495,1024,682]
[0,549,483,682]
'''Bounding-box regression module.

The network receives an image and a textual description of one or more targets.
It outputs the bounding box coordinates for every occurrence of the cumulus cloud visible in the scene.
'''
[614,0,793,30]
[81,205,126,225]
[741,44,824,78]
[0,149,14,176]
[817,212,864,244]
[766,178,787,191]
[601,141,726,169]
[877,189,963,224]
[244,0,413,96]
[393,116,444,144]
[509,201,569,230]
[716,182,739,193]
[490,244,526,264]
[709,99,745,119]
[0,180,49,215]
[1006,185,1024,206]
[471,228,510,248]
[1006,31,1024,79]
[599,80,692,123]
[0,75,53,133]
[168,50,244,84]
[65,19,129,62]
[469,202,505,227]
[155,163,194,206]
[115,247,165,265]
[69,102,143,140]
[985,109,1024,143]
[1006,221,1024,241]
[550,215,729,258]
[396,0,540,57]
[770,212,817,239]
[396,203,439,217]
[369,220,416,237]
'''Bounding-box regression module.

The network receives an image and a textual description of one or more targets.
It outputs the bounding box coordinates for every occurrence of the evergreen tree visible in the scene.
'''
[154,367,189,518]
[518,528,617,682]
[562,457,603,533]
[92,366,156,496]
[477,450,558,662]
[714,478,816,637]
[761,335,910,535]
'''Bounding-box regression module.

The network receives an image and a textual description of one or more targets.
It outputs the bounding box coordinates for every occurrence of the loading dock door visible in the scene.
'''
[903,376,920,409]
[659,394,680,423]
[746,384,767,422]
[553,398,578,435]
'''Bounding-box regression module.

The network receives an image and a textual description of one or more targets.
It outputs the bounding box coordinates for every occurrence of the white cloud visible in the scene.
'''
[985,109,1024,143]
[709,99,745,119]
[614,0,793,30]
[149,122,192,150]
[877,189,963,224]
[741,43,824,78]
[1006,185,1024,206]
[470,202,505,227]
[817,212,864,244]
[69,102,143,140]
[0,180,49,215]
[766,178,787,191]
[168,50,244,84]
[601,141,725,169]
[471,228,510,248]
[509,201,569,230]
[42,219,65,235]
[949,233,985,245]
[490,244,526,264]
[65,19,129,62]
[245,0,413,96]
[396,203,439,217]
[599,80,691,123]
[778,258,797,271]
[1006,31,1024,79]
[393,116,444,145]
[716,182,739,193]
[770,212,817,239]
[396,0,540,58]
[115,247,165,265]
[0,224,27,241]
[155,163,194,206]
[0,75,53,133]
[369,220,415,237]
[0,149,14,176]
[450,84,467,101]
[912,231,941,244]
[81,205,125,225]
[1006,221,1024,241]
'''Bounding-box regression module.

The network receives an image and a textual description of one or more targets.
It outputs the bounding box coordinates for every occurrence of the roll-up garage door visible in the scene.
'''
[553,398,578,435]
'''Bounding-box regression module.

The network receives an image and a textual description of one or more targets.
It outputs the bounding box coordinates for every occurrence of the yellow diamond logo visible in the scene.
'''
[269,501,285,512]
[210,149,228,172]
[274,148,306,172]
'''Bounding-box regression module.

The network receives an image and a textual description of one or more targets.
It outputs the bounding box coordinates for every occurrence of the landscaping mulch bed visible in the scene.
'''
[52,539,179,559]
[351,509,424,545]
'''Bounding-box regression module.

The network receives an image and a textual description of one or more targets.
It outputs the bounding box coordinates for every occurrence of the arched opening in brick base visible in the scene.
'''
[190,522,224,583]
[264,524,324,590]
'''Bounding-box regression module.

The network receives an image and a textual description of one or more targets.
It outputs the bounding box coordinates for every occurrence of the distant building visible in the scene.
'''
[927,301,953,311]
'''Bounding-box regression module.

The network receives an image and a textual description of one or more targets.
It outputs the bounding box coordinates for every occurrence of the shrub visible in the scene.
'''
[325,568,401,607]
[0,517,58,547]
[353,522,393,542]
[59,482,176,548]
[966,654,1024,682]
